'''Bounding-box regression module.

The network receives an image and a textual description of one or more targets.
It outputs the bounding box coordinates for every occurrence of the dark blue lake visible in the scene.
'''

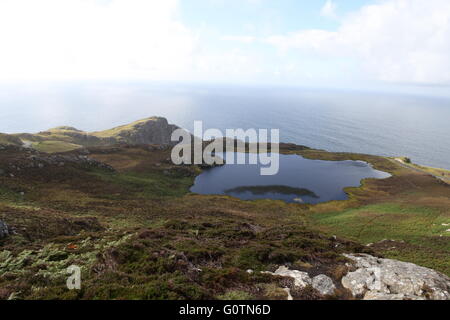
[190,153,391,204]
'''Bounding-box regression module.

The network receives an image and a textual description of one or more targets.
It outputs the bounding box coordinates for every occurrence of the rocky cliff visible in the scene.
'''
[7,117,182,153]
[91,116,180,145]
[263,254,450,300]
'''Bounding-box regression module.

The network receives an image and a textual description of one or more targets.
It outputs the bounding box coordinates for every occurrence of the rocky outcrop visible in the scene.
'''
[342,254,450,300]
[12,117,184,151]
[263,266,336,296]
[312,274,337,296]
[265,266,312,288]
[107,117,180,145]
[263,255,450,300]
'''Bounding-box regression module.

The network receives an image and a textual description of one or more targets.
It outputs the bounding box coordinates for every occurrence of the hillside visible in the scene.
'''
[5,117,180,153]
[0,133,22,147]
[0,139,449,300]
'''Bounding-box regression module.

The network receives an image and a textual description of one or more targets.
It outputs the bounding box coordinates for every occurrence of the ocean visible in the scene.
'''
[1,82,449,169]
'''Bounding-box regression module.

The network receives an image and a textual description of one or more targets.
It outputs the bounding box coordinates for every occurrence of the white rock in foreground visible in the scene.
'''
[312,274,336,296]
[342,254,450,300]
[264,266,312,288]
[264,266,336,296]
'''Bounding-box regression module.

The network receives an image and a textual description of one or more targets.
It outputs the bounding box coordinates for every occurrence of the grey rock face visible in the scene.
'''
[312,274,336,296]
[114,117,181,145]
[342,254,450,300]
[0,220,10,239]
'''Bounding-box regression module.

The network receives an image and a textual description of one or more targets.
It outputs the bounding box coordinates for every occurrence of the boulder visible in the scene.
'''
[342,254,450,300]
[263,266,337,297]
[312,274,336,296]
[0,220,10,239]
[264,266,312,288]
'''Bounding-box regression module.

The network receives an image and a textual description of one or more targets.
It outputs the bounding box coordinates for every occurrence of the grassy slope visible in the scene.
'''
[291,148,450,275]
[14,128,87,152]
[31,141,83,153]
[0,144,448,300]
[9,117,165,153]
[393,157,450,184]
[89,117,162,138]
[0,133,23,146]
[1,146,368,300]
[309,203,450,274]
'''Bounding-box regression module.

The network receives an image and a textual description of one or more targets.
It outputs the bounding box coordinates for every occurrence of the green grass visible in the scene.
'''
[31,140,82,153]
[90,117,162,138]
[309,203,450,275]
[89,169,194,198]
[311,203,448,242]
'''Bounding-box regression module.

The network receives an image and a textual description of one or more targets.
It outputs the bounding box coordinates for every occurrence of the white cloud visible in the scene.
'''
[320,0,337,19]
[266,0,450,85]
[0,0,197,80]
[221,35,256,43]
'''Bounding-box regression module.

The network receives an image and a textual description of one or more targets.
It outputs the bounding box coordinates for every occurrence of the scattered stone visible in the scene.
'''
[246,269,254,274]
[0,145,115,173]
[312,274,336,296]
[263,266,337,297]
[0,220,10,239]
[263,266,312,288]
[342,254,450,300]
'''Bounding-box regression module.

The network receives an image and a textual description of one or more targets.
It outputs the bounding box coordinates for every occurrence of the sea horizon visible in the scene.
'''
[1,82,449,170]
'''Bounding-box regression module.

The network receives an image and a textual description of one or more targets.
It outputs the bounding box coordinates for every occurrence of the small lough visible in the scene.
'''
[190,153,391,204]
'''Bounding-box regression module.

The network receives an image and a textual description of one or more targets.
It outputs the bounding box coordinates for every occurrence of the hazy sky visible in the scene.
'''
[0,0,449,93]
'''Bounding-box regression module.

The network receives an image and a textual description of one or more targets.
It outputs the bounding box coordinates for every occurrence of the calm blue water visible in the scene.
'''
[1,82,449,169]
[190,152,391,204]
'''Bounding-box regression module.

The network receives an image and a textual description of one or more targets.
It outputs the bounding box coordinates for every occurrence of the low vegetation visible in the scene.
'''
[0,142,448,300]
[0,134,22,146]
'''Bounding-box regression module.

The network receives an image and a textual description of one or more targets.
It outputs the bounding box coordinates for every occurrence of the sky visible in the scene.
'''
[0,0,449,94]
